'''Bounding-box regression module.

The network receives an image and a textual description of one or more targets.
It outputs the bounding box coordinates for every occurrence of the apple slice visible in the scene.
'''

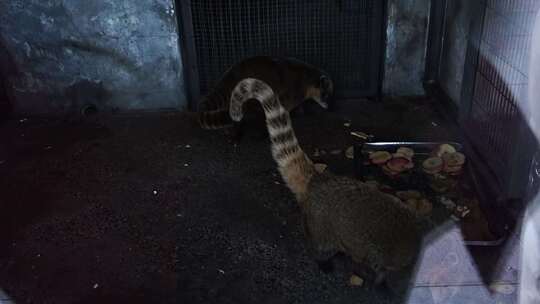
[369,151,392,165]
[396,147,415,159]
[433,144,457,158]
[387,156,412,172]
[442,152,466,167]
[423,157,444,174]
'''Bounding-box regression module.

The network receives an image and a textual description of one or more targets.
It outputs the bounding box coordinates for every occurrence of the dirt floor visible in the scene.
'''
[0,98,516,304]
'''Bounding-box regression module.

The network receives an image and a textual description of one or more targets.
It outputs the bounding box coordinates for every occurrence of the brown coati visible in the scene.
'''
[229,78,422,290]
[198,56,333,140]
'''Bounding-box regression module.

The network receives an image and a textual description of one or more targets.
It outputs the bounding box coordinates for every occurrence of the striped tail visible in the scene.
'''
[230,78,315,201]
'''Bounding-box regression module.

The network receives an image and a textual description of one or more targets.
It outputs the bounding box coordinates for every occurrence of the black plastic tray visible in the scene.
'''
[353,141,506,247]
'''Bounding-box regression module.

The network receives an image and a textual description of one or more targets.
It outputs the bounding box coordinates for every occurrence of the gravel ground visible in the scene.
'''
[0,98,459,304]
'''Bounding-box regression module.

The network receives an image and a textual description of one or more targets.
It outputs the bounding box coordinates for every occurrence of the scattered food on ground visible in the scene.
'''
[349,275,364,287]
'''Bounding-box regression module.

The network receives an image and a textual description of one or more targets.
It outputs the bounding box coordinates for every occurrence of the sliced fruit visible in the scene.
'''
[387,157,412,172]
[404,161,415,170]
[423,157,444,174]
[433,144,457,157]
[443,164,463,174]
[396,147,415,159]
[369,151,392,165]
[442,152,466,167]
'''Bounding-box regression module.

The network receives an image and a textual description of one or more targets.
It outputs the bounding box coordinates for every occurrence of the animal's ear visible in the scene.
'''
[320,75,332,91]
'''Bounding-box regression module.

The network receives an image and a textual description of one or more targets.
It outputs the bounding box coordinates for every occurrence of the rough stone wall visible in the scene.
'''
[0,0,186,116]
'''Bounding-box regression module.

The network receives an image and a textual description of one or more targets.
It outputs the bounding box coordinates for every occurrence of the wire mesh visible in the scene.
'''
[189,0,380,97]
[465,0,540,188]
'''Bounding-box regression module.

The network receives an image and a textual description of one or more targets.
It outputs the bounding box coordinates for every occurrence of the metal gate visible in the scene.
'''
[462,0,540,200]
[177,0,386,109]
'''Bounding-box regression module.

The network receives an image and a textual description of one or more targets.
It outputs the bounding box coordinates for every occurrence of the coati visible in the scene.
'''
[229,78,421,290]
[198,56,334,140]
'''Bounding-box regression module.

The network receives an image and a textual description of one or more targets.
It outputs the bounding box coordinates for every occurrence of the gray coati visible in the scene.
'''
[229,78,421,290]
[198,56,334,141]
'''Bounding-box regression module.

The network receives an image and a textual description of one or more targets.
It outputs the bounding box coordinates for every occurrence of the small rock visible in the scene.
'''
[44,146,53,150]
[93,283,99,289]
[185,144,191,148]
[184,163,189,167]
[345,146,354,159]
[349,275,364,287]
[344,121,351,128]
[19,118,28,123]
[274,181,281,185]
[330,149,342,155]
[217,269,225,275]
[432,122,438,127]
[152,190,158,195]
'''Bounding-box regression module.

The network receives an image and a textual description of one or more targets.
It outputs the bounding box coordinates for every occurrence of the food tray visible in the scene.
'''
[353,141,506,247]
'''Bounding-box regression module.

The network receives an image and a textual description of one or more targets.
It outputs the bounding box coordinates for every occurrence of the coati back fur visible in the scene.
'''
[198,56,333,139]
[230,78,421,289]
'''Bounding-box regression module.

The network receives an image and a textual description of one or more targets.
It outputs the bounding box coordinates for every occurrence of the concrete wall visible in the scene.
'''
[438,0,474,105]
[0,0,186,116]
[0,0,436,116]
[384,0,431,96]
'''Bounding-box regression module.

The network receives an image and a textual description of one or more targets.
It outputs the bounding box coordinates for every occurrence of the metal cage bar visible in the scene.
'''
[177,0,386,109]
[461,0,540,200]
